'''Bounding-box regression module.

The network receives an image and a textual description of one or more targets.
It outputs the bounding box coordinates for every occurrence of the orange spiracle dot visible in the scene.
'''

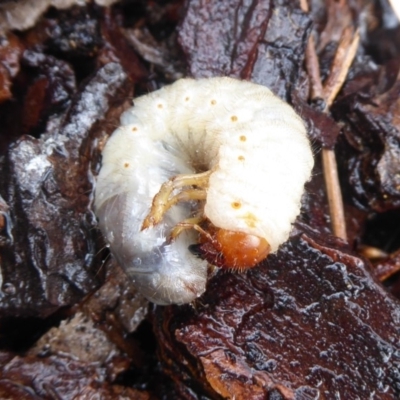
[215,229,270,270]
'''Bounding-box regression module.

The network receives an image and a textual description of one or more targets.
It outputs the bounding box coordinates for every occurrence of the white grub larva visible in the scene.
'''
[94,77,314,305]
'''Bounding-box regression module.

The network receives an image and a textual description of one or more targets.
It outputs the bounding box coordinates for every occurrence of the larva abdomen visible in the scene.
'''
[95,77,314,305]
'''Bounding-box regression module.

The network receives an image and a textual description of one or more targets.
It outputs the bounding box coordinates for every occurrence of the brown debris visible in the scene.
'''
[82,260,149,364]
[99,9,149,83]
[0,351,149,400]
[29,311,121,363]
[373,248,400,281]
[20,51,77,135]
[155,226,400,399]
[0,32,23,103]
[335,65,400,212]
[0,62,133,317]
[179,0,312,99]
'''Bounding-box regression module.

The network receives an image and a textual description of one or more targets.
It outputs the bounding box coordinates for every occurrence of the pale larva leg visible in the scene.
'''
[142,189,207,229]
[141,170,212,230]
[169,215,211,242]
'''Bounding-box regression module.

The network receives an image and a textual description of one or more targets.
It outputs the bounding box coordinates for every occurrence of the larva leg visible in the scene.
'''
[141,170,212,230]
[169,216,210,242]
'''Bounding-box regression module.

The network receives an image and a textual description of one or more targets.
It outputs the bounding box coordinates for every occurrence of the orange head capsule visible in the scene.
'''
[215,229,270,270]
[193,228,270,270]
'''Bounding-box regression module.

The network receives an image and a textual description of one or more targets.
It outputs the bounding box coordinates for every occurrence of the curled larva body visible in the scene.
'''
[94,77,314,305]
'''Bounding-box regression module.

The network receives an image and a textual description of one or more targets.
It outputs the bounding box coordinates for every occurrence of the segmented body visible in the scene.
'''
[94,77,314,305]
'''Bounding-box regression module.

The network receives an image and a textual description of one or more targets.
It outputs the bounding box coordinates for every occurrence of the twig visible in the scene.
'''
[321,149,347,240]
[299,0,309,12]
[323,28,360,109]
[300,0,360,241]
[305,35,324,99]
[301,0,324,99]
[320,28,359,242]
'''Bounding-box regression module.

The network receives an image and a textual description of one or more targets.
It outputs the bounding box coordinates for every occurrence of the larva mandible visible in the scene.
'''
[94,77,314,305]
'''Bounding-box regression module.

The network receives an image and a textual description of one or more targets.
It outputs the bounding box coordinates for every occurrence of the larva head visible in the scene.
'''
[197,228,270,270]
